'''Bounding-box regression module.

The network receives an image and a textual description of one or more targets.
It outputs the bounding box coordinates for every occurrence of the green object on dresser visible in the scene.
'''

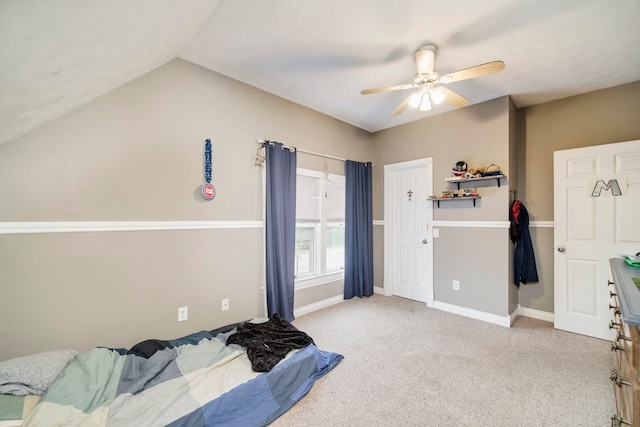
[633,277,640,291]
[625,256,640,267]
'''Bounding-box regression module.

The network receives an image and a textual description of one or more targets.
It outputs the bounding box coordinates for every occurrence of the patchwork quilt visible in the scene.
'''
[21,321,342,426]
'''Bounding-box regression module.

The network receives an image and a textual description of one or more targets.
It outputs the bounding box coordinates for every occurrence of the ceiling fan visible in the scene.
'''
[361,45,505,116]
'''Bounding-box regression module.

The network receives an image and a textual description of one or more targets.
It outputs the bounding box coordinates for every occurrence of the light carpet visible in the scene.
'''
[271,294,614,426]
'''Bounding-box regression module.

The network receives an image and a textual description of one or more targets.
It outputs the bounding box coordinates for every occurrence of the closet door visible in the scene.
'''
[384,158,433,305]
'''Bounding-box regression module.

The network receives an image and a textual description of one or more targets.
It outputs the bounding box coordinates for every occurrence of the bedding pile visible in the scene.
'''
[0,349,77,426]
[0,350,78,397]
[227,313,315,372]
[18,316,342,426]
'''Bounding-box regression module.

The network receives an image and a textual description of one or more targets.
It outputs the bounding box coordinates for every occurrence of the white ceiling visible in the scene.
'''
[2,0,640,146]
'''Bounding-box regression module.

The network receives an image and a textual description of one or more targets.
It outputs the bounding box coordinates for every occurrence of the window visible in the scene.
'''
[295,168,345,287]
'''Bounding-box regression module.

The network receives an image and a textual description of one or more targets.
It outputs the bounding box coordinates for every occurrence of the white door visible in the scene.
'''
[384,159,433,305]
[554,139,640,340]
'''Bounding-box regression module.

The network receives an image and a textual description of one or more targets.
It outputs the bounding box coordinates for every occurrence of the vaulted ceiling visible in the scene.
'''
[2,0,640,146]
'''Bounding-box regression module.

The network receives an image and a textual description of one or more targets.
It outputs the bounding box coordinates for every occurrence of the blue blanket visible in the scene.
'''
[23,328,342,426]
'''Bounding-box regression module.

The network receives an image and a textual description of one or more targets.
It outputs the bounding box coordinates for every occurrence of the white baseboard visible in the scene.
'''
[432,301,511,327]
[517,305,554,323]
[294,295,344,317]
[509,307,520,326]
[293,294,554,327]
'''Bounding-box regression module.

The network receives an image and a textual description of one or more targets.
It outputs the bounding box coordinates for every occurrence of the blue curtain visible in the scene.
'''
[344,160,374,299]
[265,141,297,321]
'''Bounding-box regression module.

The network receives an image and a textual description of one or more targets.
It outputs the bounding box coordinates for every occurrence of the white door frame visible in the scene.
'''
[384,158,434,307]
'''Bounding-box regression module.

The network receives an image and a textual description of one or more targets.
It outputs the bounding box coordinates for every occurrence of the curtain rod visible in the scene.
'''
[257,139,347,163]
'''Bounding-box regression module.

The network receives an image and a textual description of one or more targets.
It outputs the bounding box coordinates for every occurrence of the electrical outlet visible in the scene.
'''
[433,228,439,238]
[177,306,188,322]
[221,298,229,311]
[453,280,460,291]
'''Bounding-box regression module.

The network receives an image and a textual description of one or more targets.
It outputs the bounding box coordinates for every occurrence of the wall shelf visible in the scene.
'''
[445,174,506,190]
[430,196,481,208]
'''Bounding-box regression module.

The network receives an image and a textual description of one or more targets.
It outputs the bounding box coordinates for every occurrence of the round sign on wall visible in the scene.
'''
[202,183,216,200]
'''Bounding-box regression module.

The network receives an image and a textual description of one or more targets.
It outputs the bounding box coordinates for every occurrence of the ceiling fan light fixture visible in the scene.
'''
[408,91,422,108]
[419,94,431,111]
[430,88,445,105]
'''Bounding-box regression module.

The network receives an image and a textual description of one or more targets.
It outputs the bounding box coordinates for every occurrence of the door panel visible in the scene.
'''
[399,245,407,283]
[567,156,599,176]
[567,259,597,316]
[567,186,595,241]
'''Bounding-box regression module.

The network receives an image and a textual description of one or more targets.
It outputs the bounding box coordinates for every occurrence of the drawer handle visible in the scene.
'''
[610,342,625,352]
[609,290,617,298]
[610,414,632,426]
[609,369,631,387]
[609,303,620,315]
[616,331,631,342]
[609,320,622,330]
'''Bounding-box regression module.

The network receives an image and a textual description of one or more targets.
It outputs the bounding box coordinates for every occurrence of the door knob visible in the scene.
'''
[422,239,428,244]
[557,247,565,253]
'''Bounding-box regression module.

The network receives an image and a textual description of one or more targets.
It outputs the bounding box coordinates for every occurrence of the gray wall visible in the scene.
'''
[372,97,515,317]
[1,229,263,357]
[516,80,640,313]
[507,97,519,315]
[1,54,639,361]
[372,97,512,220]
[0,59,371,360]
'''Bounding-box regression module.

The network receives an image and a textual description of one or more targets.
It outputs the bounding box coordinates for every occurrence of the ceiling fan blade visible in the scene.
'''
[440,61,505,84]
[361,83,416,95]
[391,92,415,116]
[415,45,436,75]
[438,86,468,108]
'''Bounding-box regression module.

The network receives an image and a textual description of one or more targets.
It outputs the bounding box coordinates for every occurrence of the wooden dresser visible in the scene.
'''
[609,258,640,426]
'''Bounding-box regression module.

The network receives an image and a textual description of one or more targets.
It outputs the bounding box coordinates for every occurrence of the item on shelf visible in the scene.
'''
[432,193,481,207]
[457,163,504,179]
[451,161,468,177]
[445,173,505,189]
[468,164,485,178]
[481,163,502,176]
